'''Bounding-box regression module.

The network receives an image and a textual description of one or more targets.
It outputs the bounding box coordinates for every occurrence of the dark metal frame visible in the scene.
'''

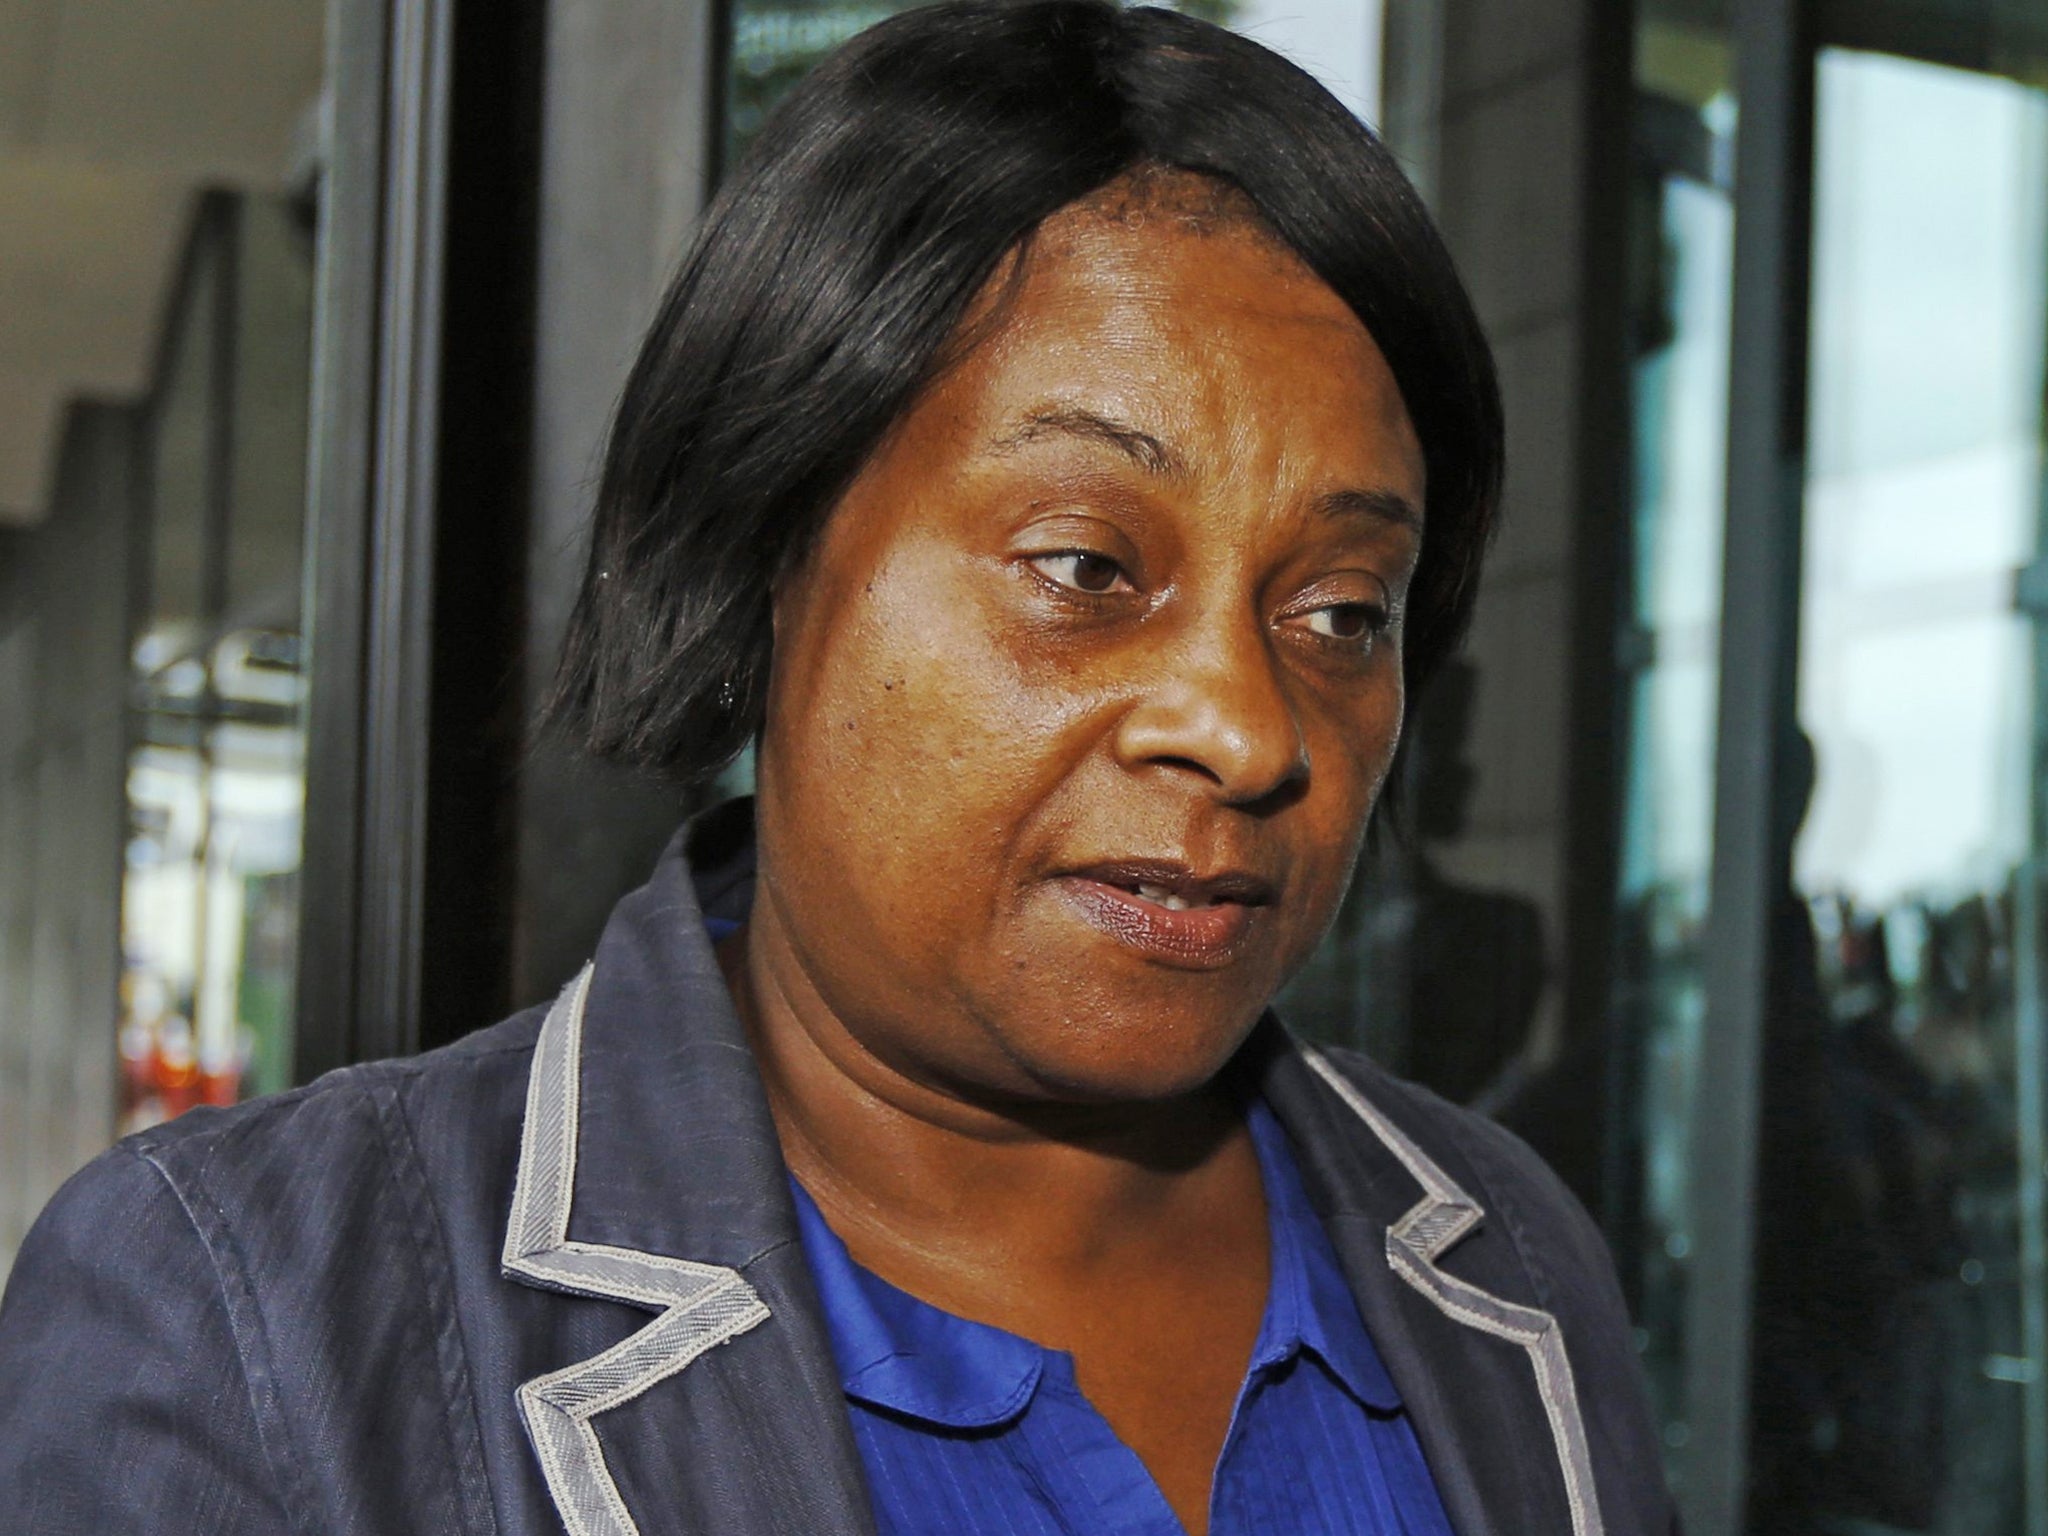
[135,192,244,667]
[1562,0,1641,1245]
[142,194,247,1098]
[1816,0,2048,76]
[1679,0,1815,1523]
[298,0,546,1077]
[297,0,454,1077]
[354,0,455,1061]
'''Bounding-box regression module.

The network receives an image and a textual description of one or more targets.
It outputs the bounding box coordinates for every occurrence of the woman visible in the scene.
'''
[0,3,1673,1532]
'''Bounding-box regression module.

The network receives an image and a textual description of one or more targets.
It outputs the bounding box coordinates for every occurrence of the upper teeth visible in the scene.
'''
[1136,882,1197,911]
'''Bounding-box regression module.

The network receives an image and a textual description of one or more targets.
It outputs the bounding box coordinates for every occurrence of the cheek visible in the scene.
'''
[766,545,1094,905]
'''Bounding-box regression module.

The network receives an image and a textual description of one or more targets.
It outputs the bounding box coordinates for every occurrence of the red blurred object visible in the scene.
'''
[118,1007,242,1132]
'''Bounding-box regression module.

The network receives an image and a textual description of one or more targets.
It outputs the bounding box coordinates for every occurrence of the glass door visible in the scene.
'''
[1613,0,1739,1499]
[1758,46,2048,1534]
[1615,6,2048,1530]
[120,193,318,1132]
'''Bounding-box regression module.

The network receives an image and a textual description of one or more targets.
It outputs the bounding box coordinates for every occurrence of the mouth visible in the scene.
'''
[1053,860,1276,969]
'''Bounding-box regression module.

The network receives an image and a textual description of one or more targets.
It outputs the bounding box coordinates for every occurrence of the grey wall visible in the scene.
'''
[508,0,719,1007]
[1384,0,1630,1089]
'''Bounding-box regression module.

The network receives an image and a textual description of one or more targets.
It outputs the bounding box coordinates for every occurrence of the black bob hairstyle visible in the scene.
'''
[552,0,1504,785]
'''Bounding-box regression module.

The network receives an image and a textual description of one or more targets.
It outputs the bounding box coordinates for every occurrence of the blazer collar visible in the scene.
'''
[539,797,783,1269]
[501,799,875,1536]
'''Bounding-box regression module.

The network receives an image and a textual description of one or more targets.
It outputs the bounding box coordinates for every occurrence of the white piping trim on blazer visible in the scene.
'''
[1301,1045,1607,1536]
[503,965,772,1536]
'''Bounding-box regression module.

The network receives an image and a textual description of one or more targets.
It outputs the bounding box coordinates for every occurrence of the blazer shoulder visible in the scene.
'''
[0,1136,297,1532]
[0,1004,551,1536]
[119,1000,548,1189]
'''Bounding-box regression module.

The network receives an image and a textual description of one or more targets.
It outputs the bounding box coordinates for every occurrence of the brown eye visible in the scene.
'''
[1072,554,1123,592]
[1303,602,1386,643]
[1031,551,1132,595]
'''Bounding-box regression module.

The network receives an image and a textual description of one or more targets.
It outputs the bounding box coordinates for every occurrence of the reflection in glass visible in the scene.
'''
[1281,658,1548,1089]
[118,194,315,1134]
[1759,48,2048,1535]
[1615,87,1735,1494]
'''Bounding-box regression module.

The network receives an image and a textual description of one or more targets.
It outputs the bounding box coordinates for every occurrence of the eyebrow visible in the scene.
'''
[989,407,1189,478]
[1317,487,1424,536]
[991,405,1424,536]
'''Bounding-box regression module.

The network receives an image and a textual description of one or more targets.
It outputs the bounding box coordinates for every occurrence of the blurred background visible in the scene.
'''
[0,0,2044,1530]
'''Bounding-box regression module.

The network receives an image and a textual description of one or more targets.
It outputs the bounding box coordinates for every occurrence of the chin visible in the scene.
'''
[991,1003,1262,1105]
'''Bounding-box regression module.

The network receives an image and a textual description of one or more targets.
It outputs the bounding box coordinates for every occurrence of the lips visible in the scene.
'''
[1053,859,1275,968]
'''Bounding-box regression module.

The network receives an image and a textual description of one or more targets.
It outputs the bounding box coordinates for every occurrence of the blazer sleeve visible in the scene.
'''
[0,1145,292,1534]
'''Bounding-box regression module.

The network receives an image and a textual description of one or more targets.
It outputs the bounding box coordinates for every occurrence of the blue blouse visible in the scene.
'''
[788,1096,1457,1535]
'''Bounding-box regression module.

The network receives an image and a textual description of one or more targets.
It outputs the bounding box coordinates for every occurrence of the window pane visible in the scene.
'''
[122,193,316,1131]
[1608,75,1737,1502]
[0,3,328,1273]
[1763,46,2048,1534]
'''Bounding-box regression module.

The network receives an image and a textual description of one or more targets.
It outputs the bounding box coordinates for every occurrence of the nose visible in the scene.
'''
[1113,608,1309,807]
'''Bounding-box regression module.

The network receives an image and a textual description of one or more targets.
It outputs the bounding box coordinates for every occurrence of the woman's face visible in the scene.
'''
[753,185,1426,1107]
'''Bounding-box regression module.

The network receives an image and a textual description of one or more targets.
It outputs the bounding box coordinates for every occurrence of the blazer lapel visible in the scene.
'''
[500,810,876,1536]
[1258,1029,1605,1536]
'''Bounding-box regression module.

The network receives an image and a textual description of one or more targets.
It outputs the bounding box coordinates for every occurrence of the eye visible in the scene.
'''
[1300,601,1389,644]
[1028,551,1133,596]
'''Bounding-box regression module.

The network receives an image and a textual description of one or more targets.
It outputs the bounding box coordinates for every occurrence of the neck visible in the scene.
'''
[719,889,1251,1283]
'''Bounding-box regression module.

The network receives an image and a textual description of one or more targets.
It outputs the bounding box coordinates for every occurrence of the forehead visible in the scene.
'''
[934,187,1424,498]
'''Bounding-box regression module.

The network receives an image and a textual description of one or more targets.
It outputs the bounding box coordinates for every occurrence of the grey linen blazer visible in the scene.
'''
[0,802,1678,1535]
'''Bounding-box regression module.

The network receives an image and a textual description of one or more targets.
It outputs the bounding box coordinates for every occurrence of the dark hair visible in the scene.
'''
[552,0,1503,784]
